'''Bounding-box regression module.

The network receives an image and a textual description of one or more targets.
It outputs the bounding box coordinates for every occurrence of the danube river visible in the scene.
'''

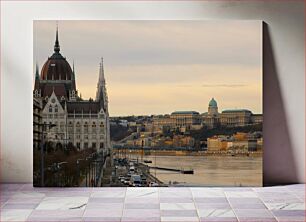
[143,155,262,186]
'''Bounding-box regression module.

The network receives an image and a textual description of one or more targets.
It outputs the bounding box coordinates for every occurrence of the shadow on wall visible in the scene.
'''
[263,22,297,185]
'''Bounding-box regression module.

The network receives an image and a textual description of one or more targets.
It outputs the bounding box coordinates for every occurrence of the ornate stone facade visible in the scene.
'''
[33,27,110,154]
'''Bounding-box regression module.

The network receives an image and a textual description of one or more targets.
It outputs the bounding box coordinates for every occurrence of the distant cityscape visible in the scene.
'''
[110,98,262,154]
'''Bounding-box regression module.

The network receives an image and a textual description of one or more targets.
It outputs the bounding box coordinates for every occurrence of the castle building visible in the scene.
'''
[33,27,110,153]
[202,98,220,128]
[202,98,262,128]
[170,111,201,128]
[152,111,201,132]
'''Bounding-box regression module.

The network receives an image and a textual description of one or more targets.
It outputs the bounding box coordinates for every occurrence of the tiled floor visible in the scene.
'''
[0,184,305,222]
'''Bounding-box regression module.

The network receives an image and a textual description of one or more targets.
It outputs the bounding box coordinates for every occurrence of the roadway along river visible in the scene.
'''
[141,155,262,187]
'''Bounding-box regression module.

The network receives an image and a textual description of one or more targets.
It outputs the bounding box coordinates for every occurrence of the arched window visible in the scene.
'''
[84,122,88,133]
[54,105,58,113]
[48,105,52,113]
[76,122,81,133]
[92,122,96,133]
[68,121,73,133]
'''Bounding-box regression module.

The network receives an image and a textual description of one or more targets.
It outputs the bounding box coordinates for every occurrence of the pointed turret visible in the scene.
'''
[96,57,108,112]
[54,23,60,53]
[34,63,40,90]
[72,60,75,81]
[35,63,40,80]
[71,60,76,90]
[99,57,105,83]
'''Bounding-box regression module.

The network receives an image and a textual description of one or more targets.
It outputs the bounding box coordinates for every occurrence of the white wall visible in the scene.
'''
[1,1,304,184]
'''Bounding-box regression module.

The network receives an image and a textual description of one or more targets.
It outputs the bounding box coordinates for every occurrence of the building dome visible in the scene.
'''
[41,56,73,80]
[209,98,218,107]
[40,27,73,81]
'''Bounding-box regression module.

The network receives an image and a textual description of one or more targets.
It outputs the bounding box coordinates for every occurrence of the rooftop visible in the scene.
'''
[222,109,252,113]
[171,111,200,115]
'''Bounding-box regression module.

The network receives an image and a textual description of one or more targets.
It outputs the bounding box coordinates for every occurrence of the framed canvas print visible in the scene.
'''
[33,20,262,187]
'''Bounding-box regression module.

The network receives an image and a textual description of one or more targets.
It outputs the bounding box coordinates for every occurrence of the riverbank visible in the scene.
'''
[114,148,262,158]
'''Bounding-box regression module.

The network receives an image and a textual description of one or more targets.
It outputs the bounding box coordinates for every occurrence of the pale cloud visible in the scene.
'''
[34,20,262,116]
[201,84,247,88]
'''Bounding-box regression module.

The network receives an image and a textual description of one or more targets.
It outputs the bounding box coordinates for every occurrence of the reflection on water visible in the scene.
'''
[142,155,262,186]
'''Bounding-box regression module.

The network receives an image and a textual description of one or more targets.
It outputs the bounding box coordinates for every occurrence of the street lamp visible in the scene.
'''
[40,123,56,187]
[57,161,67,186]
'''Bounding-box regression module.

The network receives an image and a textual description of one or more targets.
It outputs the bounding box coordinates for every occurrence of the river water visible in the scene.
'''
[141,155,262,187]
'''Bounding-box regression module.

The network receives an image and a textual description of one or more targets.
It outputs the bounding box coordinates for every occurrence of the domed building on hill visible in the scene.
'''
[202,98,220,128]
[33,27,110,153]
[202,98,262,128]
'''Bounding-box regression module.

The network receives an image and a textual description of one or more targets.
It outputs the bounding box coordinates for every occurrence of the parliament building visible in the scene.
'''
[33,27,110,153]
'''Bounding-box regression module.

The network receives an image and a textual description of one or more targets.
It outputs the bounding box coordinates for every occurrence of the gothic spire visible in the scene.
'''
[99,57,105,82]
[34,63,40,90]
[54,23,60,53]
[35,63,40,80]
[72,60,75,81]
[96,57,108,111]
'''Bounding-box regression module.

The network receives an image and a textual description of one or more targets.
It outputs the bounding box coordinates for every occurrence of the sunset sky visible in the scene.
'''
[34,20,262,116]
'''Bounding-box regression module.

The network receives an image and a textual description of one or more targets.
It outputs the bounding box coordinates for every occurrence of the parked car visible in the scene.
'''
[149,182,159,187]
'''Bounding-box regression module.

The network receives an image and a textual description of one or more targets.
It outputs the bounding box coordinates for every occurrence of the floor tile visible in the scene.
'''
[265,202,305,210]
[89,197,124,203]
[43,191,92,197]
[225,191,258,198]
[84,209,123,217]
[200,217,238,222]
[159,188,192,198]
[86,202,123,209]
[1,203,39,209]
[198,209,235,217]
[196,202,231,209]
[191,188,225,197]
[122,209,160,217]
[125,197,159,203]
[230,202,266,209]
[160,203,196,210]
[161,216,199,222]
[161,210,198,217]
[237,218,277,222]
[36,196,88,210]
[160,197,194,203]
[83,217,121,222]
[126,188,158,198]
[91,189,126,198]
[234,209,274,218]
[194,197,228,203]
[271,209,305,217]
[6,197,44,204]
[125,203,160,209]
[276,217,306,222]
[27,216,84,221]
[122,217,161,222]
[0,209,33,221]
[29,209,84,218]
[228,198,263,204]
